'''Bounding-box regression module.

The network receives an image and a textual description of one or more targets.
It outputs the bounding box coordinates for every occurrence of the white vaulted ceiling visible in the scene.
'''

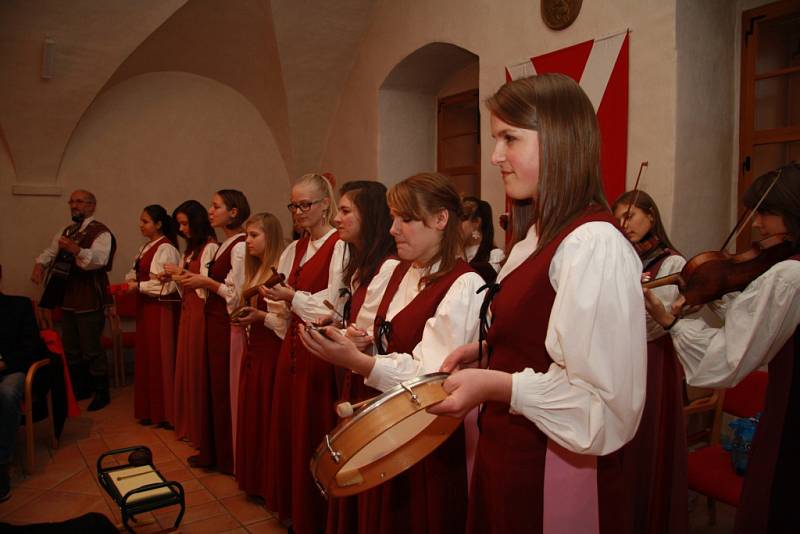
[271,0,377,177]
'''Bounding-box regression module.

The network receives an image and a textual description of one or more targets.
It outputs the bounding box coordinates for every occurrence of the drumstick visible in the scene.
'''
[336,397,373,418]
[323,300,345,323]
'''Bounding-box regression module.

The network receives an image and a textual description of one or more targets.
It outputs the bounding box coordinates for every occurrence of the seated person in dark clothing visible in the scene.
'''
[0,264,53,501]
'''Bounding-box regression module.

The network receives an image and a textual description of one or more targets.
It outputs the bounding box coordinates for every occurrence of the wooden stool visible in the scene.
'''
[96,445,185,532]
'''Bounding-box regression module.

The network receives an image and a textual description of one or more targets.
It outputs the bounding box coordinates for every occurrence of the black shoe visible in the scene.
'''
[187,455,213,468]
[0,463,10,503]
[156,421,174,430]
[138,418,153,426]
[87,390,110,411]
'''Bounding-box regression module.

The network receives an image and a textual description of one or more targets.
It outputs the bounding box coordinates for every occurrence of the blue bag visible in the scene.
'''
[726,413,760,476]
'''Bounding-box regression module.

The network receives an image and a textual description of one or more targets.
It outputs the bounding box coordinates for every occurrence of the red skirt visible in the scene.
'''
[197,296,234,474]
[325,373,377,534]
[621,334,688,533]
[469,404,629,534]
[134,295,178,423]
[355,427,466,534]
[265,321,338,534]
[173,289,209,445]
[236,323,282,498]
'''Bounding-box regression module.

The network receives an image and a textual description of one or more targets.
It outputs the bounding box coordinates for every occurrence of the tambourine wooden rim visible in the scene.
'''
[310,372,459,498]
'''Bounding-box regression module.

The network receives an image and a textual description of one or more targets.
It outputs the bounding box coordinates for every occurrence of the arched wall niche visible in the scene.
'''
[5,71,292,293]
[378,42,479,188]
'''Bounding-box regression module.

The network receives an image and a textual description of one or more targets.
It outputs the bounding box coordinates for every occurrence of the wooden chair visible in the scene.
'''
[683,370,768,525]
[101,291,137,387]
[21,358,59,474]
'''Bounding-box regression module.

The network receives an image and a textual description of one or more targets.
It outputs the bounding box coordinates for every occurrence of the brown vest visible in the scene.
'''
[62,220,117,312]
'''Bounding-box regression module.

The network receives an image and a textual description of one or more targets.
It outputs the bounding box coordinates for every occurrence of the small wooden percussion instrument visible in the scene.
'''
[310,372,459,498]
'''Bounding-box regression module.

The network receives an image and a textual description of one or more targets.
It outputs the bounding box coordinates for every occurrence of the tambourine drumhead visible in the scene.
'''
[310,372,459,498]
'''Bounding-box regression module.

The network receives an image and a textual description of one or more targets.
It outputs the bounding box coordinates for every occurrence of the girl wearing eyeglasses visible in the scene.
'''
[301,173,485,534]
[123,204,181,428]
[429,74,647,533]
[261,173,347,534]
[177,189,250,474]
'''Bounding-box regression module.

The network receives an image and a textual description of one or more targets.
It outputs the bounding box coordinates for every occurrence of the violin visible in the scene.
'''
[643,233,794,305]
[643,166,792,306]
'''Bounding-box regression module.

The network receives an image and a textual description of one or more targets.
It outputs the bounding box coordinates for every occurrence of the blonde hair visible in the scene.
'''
[242,212,285,305]
[387,173,463,287]
[295,173,337,227]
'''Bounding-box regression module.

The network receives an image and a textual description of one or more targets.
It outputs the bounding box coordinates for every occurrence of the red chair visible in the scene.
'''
[684,370,768,525]
[101,290,137,387]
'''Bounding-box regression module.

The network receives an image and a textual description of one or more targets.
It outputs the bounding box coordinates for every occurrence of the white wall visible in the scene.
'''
[378,90,436,187]
[673,0,737,256]
[321,0,679,246]
[4,72,291,296]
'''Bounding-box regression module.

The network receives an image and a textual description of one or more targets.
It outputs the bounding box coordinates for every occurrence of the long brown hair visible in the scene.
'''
[743,162,800,249]
[340,181,396,288]
[387,173,463,287]
[611,190,681,254]
[242,212,285,305]
[486,73,608,252]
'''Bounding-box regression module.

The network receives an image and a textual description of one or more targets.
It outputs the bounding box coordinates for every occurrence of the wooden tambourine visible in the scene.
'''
[310,372,459,498]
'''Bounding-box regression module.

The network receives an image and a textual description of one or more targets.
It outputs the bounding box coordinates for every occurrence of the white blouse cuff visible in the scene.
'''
[509,366,556,415]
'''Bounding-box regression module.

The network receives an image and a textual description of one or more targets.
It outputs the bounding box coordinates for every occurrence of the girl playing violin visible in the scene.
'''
[429,73,647,533]
[644,162,800,534]
[612,190,688,534]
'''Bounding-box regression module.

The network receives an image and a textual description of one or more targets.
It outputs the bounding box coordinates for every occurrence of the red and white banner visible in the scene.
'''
[505,31,629,204]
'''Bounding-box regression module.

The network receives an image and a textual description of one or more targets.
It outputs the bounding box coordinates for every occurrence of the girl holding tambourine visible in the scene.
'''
[429,74,647,533]
[301,172,484,534]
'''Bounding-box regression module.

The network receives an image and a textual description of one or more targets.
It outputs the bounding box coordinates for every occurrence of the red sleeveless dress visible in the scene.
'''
[133,237,179,424]
[621,249,688,533]
[333,260,472,534]
[470,208,631,534]
[173,242,214,444]
[734,255,800,533]
[325,260,411,534]
[236,295,283,498]
[265,233,340,534]
[197,235,245,474]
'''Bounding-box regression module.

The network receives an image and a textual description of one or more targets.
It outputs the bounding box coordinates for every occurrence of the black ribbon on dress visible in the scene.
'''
[375,318,392,355]
[477,282,501,369]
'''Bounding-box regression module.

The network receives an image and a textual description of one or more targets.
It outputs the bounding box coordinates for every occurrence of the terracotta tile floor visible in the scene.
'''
[0,383,738,533]
[1,385,287,533]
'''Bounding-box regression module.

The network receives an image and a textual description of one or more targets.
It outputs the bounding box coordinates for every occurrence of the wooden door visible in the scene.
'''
[739,0,800,250]
[437,89,480,197]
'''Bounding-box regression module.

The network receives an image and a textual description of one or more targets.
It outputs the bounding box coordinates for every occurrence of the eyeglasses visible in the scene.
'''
[287,199,324,213]
[68,199,94,206]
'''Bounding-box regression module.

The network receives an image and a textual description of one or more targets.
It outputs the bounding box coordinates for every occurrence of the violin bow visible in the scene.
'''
[720,168,783,252]
[623,161,649,229]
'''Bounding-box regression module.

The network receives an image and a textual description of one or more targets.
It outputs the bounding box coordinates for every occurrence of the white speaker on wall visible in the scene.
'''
[41,38,56,79]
